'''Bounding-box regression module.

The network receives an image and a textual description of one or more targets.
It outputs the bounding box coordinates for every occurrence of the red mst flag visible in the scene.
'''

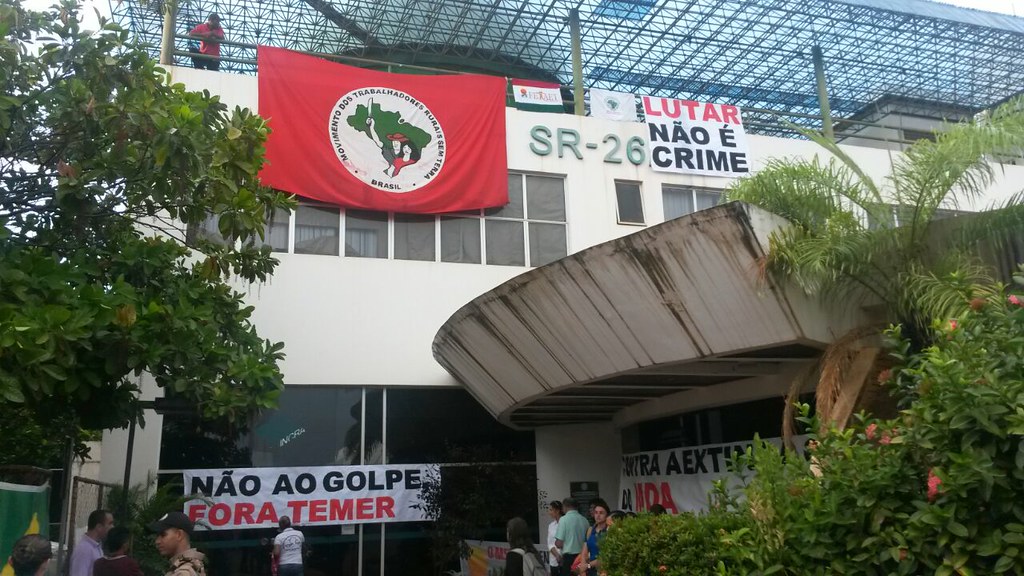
[257,46,508,213]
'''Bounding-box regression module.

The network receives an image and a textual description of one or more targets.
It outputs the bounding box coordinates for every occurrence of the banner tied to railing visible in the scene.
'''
[183,464,438,530]
[642,96,751,178]
[619,437,803,514]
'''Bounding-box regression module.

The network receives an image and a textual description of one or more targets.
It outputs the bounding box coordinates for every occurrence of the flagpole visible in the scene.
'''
[570,8,584,116]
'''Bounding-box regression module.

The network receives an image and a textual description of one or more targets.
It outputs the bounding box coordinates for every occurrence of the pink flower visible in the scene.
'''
[880,433,892,445]
[949,319,958,330]
[865,423,878,440]
[1010,294,1023,307]
[927,469,942,502]
[659,566,668,573]
[877,368,893,384]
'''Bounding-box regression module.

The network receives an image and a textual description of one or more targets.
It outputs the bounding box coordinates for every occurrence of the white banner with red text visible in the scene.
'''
[619,437,803,514]
[642,96,751,178]
[183,464,437,530]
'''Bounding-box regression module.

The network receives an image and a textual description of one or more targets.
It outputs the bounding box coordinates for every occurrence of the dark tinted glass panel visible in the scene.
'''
[485,220,525,266]
[615,182,645,224]
[440,217,481,263]
[263,207,290,252]
[345,210,388,258]
[485,174,525,219]
[625,396,801,452]
[250,387,362,467]
[525,176,565,222]
[386,389,535,464]
[529,223,566,267]
[393,213,435,261]
[295,205,340,255]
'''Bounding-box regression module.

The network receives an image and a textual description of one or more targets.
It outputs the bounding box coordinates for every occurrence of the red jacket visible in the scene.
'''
[189,23,224,56]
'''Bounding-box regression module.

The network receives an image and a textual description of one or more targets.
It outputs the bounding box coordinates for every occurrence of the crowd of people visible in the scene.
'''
[4,508,207,576]
[506,497,666,576]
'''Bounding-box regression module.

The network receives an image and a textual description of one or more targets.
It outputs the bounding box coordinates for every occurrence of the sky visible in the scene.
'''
[19,0,1024,32]
[936,0,1024,15]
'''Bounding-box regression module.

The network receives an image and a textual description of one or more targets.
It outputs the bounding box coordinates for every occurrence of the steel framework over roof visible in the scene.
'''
[112,0,1024,131]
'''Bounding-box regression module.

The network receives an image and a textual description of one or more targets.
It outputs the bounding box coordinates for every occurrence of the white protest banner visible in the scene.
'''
[642,95,751,178]
[183,464,438,530]
[590,88,638,122]
[459,540,549,576]
[619,437,801,514]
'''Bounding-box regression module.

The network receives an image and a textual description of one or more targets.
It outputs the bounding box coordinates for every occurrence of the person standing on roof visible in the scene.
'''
[188,13,224,71]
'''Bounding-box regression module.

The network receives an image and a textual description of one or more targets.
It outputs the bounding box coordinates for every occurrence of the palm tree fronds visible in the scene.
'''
[893,259,998,324]
[727,158,869,233]
[889,95,1024,238]
[788,121,884,204]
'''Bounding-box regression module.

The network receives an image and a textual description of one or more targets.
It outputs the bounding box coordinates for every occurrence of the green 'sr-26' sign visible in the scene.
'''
[529,126,646,165]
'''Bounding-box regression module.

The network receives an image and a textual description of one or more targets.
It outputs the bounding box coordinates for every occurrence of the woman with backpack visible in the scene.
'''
[505,517,547,576]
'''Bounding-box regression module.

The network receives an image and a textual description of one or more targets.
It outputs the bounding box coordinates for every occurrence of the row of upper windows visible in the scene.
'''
[194,175,730,267]
[194,173,569,267]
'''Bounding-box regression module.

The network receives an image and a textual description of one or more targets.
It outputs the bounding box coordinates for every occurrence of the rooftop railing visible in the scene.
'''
[174,33,923,146]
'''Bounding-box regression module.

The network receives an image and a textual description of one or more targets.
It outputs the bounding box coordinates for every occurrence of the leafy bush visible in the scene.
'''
[603,272,1024,575]
[602,499,756,576]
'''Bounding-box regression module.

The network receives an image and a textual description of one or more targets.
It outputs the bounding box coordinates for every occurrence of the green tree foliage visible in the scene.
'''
[107,479,193,576]
[413,446,540,575]
[726,101,1024,338]
[602,275,1024,575]
[0,0,294,439]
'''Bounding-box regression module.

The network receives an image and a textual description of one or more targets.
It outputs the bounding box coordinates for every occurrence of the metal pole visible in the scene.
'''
[120,412,138,519]
[570,9,584,116]
[812,44,834,140]
[54,436,75,576]
[160,0,177,65]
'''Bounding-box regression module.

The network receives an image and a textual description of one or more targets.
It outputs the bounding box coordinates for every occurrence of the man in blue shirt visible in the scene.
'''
[69,509,114,576]
[553,498,589,575]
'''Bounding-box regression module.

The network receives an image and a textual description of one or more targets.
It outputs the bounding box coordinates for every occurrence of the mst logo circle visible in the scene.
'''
[328,88,446,193]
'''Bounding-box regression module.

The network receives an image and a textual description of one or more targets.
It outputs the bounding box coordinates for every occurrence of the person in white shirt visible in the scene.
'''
[273,516,306,576]
[546,501,564,576]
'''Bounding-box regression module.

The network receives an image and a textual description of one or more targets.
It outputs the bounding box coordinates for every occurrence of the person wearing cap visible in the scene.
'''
[147,512,207,576]
[188,13,224,71]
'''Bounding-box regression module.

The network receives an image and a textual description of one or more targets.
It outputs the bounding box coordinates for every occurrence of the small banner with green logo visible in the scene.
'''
[589,88,637,122]
[0,482,49,568]
[510,79,563,112]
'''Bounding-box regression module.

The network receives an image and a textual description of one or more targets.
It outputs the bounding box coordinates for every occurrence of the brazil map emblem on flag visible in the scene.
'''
[329,89,445,193]
[259,47,508,214]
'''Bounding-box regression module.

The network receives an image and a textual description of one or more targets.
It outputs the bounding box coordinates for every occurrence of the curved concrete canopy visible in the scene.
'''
[433,202,864,428]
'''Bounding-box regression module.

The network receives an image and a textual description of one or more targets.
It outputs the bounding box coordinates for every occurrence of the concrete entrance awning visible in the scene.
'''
[433,202,862,428]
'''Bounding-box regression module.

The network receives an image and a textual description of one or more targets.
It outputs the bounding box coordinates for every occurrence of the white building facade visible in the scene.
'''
[99,66,1024,576]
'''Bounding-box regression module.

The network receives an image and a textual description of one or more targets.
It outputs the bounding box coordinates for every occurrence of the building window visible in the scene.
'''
[902,128,937,143]
[440,216,481,264]
[483,173,567,267]
[662,185,722,221]
[345,209,388,258]
[615,181,645,225]
[294,204,340,255]
[261,207,290,252]
[867,204,964,229]
[394,213,436,261]
[186,214,227,246]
